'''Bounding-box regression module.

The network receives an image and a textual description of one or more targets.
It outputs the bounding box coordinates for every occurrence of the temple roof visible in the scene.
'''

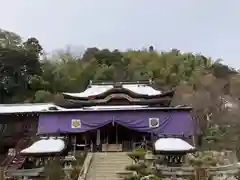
[20,138,65,155]
[63,84,163,99]
[59,81,175,108]
[154,138,196,153]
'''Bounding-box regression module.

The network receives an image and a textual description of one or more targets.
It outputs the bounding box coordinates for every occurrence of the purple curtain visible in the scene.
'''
[38,110,196,136]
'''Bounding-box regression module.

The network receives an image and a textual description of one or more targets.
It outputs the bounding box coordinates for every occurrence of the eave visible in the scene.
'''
[62,87,174,100]
[56,97,173,108]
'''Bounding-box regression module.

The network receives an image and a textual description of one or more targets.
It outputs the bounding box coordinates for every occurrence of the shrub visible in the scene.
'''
[127,148,147,162]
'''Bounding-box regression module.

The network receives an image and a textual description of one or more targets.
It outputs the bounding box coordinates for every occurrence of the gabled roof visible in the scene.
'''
[63,84,162,98]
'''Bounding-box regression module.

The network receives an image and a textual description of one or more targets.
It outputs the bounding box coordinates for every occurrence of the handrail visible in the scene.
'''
[0,137,29,168]
[133,141,153,151]
[78,152,93,180]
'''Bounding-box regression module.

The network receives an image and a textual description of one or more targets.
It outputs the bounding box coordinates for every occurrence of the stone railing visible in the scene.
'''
[78,153,93,180]
[154,163,240,178]
[186,150,238,165]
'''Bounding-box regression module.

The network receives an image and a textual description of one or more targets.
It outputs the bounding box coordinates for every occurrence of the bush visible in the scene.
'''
[124,175,141,180]
[70,167,81,180]
[124,174,161,180]
[126,163,147,171]
[189,151,218,167]
[127,148,146,161]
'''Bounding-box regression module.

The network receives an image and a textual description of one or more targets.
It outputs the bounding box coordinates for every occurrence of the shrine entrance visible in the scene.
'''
[93,122,145,152]
[73,122,151,152]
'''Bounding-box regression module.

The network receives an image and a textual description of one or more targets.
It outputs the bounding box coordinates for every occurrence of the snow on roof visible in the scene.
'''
[21,138,65,154]
[0,103,59,114]
[123,84,161,96]
[63,84,162,98]
[154,138,195,152]
[63,85,113,98]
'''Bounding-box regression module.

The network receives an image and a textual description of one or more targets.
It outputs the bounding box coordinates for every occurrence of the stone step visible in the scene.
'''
[95,159,130,162]
[95,160,128,163]
[95,156,130,159]
[95,158,131,161]
[95,156,129,159]
[88,178,119,180]
[95,165,127,168]
[86,152,132,180]
[94,169,126,172]
[96,165,129,168]
[95,154,129,157]
[96,153,128,155]
[95,157,130,159]
[94,158,131,162]
[87,173,123,178]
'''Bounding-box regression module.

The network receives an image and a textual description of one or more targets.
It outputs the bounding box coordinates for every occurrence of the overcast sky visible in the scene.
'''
[1,0,240,68]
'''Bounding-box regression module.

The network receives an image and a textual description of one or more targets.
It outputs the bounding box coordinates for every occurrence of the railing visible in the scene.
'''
[132,141,153,151]
[155,163,240,177]
[0,137,29,168]
[78,152,93,180]
[7,167,44,177]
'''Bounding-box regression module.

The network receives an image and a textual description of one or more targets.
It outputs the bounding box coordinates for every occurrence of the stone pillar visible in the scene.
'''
[195,168,209,180]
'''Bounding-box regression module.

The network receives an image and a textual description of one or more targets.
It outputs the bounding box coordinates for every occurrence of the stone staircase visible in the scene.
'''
[86,152,132,180]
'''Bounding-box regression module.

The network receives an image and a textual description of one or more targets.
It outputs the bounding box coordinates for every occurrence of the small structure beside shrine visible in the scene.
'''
[153,137,196,166]
[5,137,69,180]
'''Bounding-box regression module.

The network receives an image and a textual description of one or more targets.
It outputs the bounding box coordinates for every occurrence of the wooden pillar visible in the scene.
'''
[116,124,118,144]
[195,168,209,180]
[73,135,76,156]
[106,130,109,144]
[97,129,100,146]
[192,135,196,147]
[0,167,4,180]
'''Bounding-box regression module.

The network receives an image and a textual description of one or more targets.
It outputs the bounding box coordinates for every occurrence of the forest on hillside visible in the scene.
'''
[1,28,240,150]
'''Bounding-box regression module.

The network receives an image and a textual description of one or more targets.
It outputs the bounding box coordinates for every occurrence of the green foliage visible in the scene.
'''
[126,163,147,171]
[188,151,218,167]
[126,149,161,179]
[124,174,161,180]
[126,148,155,178]
[1,29,236,104]
[0,29,42,103]
[70,167,81,180]
[45,158,64,180]
[127,148,147,161]
[34,90,52,103]
[124,175,141,180]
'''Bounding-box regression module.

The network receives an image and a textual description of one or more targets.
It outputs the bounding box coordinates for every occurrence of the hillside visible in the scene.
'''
[1,29,240,151]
